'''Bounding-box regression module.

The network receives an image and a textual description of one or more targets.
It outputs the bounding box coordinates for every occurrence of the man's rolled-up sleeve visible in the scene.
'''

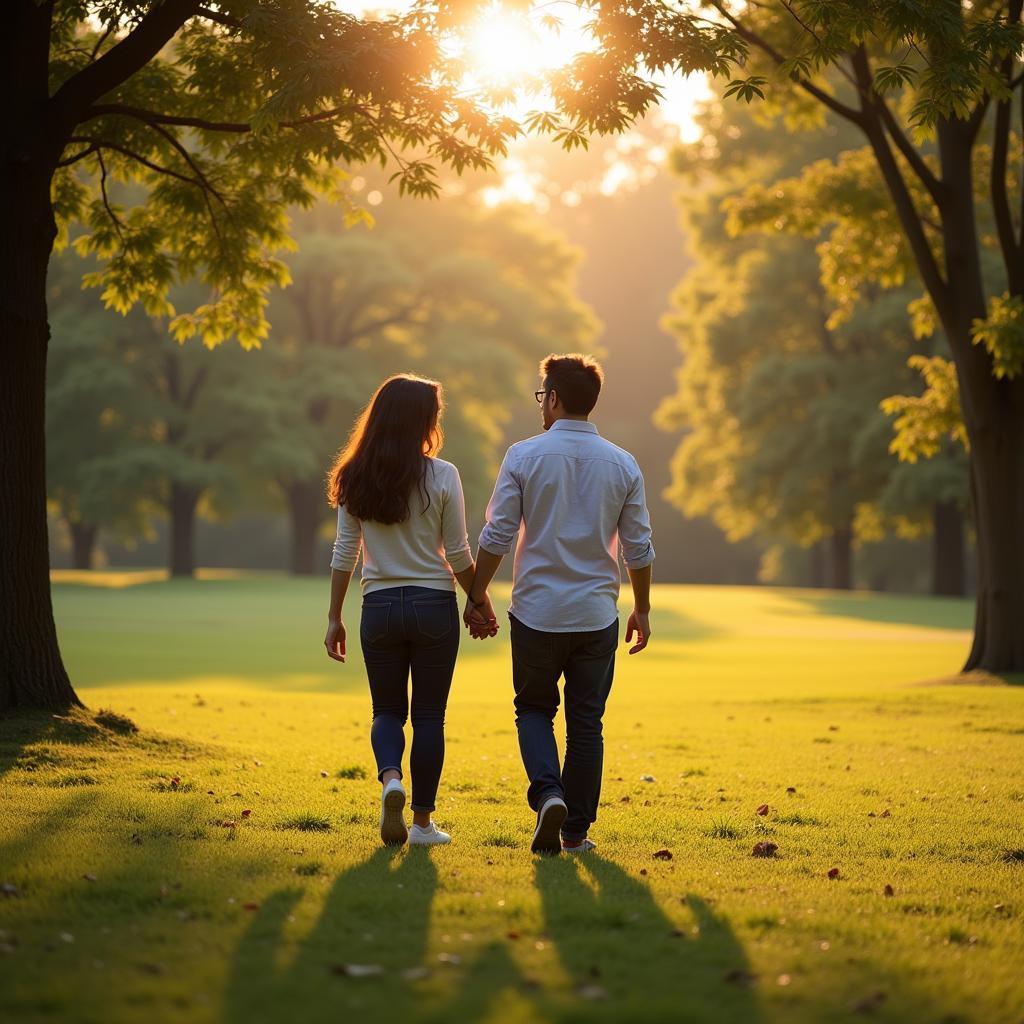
[330,504,362,571]
[618,466,655,569]
[478,449,522,556]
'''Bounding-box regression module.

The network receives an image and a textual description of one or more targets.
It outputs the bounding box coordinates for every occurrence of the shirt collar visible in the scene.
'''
[549,419,599,434]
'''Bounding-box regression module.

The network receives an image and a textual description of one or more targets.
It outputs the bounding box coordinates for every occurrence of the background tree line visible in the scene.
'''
[46,189,597,578]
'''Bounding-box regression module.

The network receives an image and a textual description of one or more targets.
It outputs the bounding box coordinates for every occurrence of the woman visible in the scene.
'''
[324,374,497,847]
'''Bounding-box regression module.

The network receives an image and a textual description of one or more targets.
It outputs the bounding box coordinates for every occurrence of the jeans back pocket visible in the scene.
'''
[412,598,454,641]
[360,602,392,645]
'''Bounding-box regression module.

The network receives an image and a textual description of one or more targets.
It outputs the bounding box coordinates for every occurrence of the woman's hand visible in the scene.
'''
[324,617,346,662]
[463,592,499,639]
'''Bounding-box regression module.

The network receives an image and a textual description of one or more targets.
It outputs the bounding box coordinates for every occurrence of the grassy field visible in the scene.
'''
[2,573,1022,1023]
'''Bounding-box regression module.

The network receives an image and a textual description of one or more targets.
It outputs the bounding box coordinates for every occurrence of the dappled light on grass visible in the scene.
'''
[5,580,1024,1019]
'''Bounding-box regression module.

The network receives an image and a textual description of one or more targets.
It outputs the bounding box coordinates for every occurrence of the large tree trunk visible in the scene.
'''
[808,540,826,589]
[286,479,327,576]
[69,521,99,571]
[936,120,1024,671]
[169,484,200,578]
[962,403,1024,670]
[829,527,853,590]
[1,5,82,711]
[932,500,966,598]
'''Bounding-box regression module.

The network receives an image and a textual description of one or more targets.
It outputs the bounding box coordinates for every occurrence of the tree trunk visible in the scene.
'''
[1,5,82,710]
[932,500,965,598]
[962,403,1024,670]
[808,540,826,589]
[287,479,327,576]
[829,527,853,590]
[169,484,199,578]
[935,120,1024,671]
[69,521,99,571]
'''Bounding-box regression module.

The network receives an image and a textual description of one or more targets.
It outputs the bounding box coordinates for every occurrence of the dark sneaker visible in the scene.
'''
[531,796,568,855]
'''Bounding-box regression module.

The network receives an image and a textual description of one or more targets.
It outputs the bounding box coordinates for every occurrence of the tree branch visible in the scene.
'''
[84,102,359,135]
[991,61,1021,288]
[706,0,867,127]
[96,148,125,242]
[56,142,99,167]
[50,0,201,131]
[143,121,228,207]
[68,135,209,192]
[845,60,951,317]
[854,45,945,208]
[196,6,243,30]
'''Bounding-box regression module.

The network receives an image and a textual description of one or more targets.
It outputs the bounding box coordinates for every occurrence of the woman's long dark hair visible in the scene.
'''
[327,374,444,524]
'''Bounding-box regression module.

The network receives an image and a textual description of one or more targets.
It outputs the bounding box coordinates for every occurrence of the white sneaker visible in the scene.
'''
[531,796,567,855]
[563,838,596,854]
[408,821,451,846]
[380,779,408,847]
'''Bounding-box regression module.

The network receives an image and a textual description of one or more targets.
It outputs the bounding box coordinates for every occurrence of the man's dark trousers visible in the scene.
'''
[509,613,617,841]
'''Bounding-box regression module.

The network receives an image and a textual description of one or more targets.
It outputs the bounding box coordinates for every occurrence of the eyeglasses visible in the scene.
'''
[534,389,549,404]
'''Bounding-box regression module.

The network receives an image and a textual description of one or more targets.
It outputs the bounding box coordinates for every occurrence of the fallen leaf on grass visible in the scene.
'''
[620,796,631,803]
[577,985,607,1000]
[437,953,461,966]
[1,883,22,898]
[640,774,656,783]
[884,885,894,897]
[880,809,891,818]
[828,867,841,880]
[786,787,797,794]
[756,804,770,816]
[639,868,648,876]
[82,874,96,883]
[332,963,384,977]
[723,968,757,987]
[506,931,520,940]
[220,820,236,829]
[776,974,791,986]
[320,770,329,778]
[751,842,778,858]
[653,849,673,861]
[852,990,886,1014]
[242,902,260,911]
[240,809,252,819]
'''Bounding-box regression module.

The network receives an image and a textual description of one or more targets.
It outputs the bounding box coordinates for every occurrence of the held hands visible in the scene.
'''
[324,617,346,663]
[625,608,651,655]
[463,592,499,640]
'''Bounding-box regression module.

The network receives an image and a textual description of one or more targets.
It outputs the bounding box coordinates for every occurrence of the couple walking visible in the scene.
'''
[323,354,655,855]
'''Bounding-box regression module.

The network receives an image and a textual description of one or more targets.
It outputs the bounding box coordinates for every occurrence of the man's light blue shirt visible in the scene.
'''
[478,419,655,633]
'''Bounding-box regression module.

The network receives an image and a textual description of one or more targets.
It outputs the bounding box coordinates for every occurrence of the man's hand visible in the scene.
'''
[324,618,346,662]
[463,592,499,639]
[625,608,651,655]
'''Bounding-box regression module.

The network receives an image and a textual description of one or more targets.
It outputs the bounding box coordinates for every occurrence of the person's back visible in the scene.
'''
[488,422,652,633]
[324,374,490,851]
[467,353,655,855]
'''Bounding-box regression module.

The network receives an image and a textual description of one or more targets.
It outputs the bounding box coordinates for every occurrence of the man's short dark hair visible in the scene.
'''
[541,353,604,415]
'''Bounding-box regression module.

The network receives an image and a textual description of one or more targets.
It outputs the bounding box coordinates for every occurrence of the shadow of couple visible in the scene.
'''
[225,845,763,1023]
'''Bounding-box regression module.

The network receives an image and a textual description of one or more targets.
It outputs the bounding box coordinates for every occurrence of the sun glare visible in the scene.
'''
[462,11,552,84]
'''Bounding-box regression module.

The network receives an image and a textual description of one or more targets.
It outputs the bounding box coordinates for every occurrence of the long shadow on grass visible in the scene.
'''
[225,846,438,1024]
[536,854,764,1023]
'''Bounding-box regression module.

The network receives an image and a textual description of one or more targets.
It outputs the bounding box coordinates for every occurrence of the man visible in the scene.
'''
[465,353,655,855]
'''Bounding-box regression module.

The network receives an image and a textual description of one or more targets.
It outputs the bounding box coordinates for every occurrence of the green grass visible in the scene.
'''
[1,573,1022,1023]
